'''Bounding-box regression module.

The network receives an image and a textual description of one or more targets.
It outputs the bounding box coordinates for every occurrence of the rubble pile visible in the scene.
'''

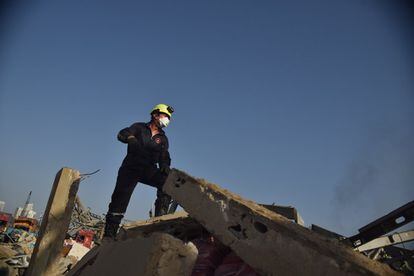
[2,168,412,275]
[0,244,21,276]
[1,228,37,255]
[68,212,259,276]
[0,228,38,275]
[68,169,407,276]
[0,197,101,275]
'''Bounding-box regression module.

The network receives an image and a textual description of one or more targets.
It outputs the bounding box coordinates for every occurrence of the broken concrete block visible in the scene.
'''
[53,255,78,275]
[67,243,90,262]
[122,211,190,230]
[163,169,400,276]
[68,233,198,276]
[26,167,81,276]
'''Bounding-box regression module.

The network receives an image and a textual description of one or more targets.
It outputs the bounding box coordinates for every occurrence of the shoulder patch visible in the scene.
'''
[154,137,161,144]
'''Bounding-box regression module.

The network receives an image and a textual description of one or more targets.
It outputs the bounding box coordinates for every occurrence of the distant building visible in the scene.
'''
[14,207,23,219]
[26,210,36,219]
[0,201,5,212]
[22,203,34,217]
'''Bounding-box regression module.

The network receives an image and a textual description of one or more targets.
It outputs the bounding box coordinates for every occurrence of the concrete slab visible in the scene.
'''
[68,233,198,276]
[66,246,100,276]
[119,211,204,241]
[163,169,400,276]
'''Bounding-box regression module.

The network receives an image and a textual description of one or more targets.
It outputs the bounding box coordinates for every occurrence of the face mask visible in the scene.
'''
[158,117,170,128]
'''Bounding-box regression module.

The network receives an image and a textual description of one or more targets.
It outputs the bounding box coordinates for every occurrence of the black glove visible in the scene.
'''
[159,166,170,176]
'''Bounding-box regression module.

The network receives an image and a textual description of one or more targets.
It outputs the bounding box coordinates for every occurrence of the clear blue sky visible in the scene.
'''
[0,1,413,236]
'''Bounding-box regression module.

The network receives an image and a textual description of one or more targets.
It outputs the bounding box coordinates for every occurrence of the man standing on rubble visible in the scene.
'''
[103,104,174,240]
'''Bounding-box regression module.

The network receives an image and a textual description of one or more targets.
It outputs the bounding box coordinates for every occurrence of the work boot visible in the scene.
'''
[154,191,171,217]
[102,222,119,242]
[102,213,123,242]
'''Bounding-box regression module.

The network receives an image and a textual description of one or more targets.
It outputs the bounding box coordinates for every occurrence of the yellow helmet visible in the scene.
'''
[151,104,174,118]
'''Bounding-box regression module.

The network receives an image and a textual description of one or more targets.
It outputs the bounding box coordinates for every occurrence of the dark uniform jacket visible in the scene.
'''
[117,122,171,169]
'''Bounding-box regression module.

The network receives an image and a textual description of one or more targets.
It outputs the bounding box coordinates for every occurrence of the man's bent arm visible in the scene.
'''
[117,123,141,143]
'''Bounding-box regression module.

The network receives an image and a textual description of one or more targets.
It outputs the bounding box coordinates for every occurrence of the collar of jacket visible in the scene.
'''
[145,122,165,135]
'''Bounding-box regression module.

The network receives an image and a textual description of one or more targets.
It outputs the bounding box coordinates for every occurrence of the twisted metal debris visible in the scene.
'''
[68,196,105,238]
